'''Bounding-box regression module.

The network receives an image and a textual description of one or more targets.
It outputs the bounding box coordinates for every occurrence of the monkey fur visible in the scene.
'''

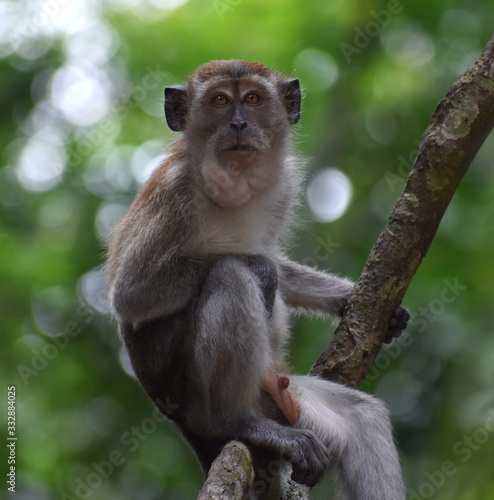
[106,60,407,498]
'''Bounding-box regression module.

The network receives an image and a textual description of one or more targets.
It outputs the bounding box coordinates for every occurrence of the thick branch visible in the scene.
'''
[201,33,494,498]
[198,441,254,500]
[311,32,494,387]
[199,442,309,500]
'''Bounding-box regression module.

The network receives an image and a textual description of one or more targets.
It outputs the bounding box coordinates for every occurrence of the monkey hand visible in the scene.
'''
[385,306,410,343]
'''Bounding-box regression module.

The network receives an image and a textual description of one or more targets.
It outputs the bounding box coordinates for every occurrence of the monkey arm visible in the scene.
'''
[278,259,354,318]
[106,156,218,326]
[278,259,409,340]
[109,256,208,326]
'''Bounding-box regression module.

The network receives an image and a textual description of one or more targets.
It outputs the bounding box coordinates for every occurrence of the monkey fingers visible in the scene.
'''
[385,306,411,343]
[262,372,300,426]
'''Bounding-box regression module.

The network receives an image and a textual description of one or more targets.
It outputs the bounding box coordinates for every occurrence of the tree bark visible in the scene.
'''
[310,31,494,387]
[200,32,494,499]
[198,442,255,500]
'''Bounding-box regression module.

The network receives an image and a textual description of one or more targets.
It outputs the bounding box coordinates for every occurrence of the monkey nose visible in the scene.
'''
[229,120,248,132]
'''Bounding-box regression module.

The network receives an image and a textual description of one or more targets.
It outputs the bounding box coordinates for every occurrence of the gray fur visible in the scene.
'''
[290,376,405,499]
[105,60,405,497]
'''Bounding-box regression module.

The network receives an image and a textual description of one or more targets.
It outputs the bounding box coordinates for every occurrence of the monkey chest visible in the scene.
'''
[198,209,278,255]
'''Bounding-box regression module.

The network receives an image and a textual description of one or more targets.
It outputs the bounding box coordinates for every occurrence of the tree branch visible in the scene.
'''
[311,31,494,387]
[200,32,494,498]
[198,441,254,500]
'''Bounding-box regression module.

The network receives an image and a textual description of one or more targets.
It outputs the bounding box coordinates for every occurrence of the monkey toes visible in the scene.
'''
[288,431,329,487]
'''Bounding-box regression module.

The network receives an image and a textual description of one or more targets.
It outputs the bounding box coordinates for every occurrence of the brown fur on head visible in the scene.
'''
[190,59,279,84]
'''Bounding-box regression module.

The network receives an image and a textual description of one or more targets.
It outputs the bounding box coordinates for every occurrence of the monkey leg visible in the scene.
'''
[193,256,328,486]
[262,372,300,426]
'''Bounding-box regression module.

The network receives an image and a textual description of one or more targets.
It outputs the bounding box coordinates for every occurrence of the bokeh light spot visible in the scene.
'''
[307,168,352,222]
[294,48,339,92]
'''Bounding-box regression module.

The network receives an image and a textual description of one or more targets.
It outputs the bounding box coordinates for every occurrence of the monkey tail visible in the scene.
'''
[288,375,406,500]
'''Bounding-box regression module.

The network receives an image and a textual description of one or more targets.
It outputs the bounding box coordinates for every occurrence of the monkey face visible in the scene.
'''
[203,80,277,154]
[163,60,301,206]
[193,78,290,164]
[165,60,301,160]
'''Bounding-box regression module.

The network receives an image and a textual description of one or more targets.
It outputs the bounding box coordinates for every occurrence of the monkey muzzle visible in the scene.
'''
[226,144,256,151]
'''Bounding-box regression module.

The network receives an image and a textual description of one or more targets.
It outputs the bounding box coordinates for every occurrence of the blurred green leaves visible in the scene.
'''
[1,0,494,498]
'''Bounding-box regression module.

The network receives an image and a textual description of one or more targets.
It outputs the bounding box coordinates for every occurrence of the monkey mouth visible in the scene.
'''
[225,144,256,152]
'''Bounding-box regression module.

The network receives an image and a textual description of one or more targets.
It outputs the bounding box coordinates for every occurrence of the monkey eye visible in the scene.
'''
[244,93,261,105]
[212,94,230,107]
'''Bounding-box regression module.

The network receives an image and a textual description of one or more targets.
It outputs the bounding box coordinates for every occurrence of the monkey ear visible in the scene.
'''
[281,79,301,125]
[164,86,188,132]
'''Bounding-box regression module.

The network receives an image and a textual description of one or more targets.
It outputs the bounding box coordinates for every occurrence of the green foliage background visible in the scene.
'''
[1,0,494,499]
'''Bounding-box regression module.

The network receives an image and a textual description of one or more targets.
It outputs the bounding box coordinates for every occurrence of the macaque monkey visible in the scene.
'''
[106,60,407,499]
